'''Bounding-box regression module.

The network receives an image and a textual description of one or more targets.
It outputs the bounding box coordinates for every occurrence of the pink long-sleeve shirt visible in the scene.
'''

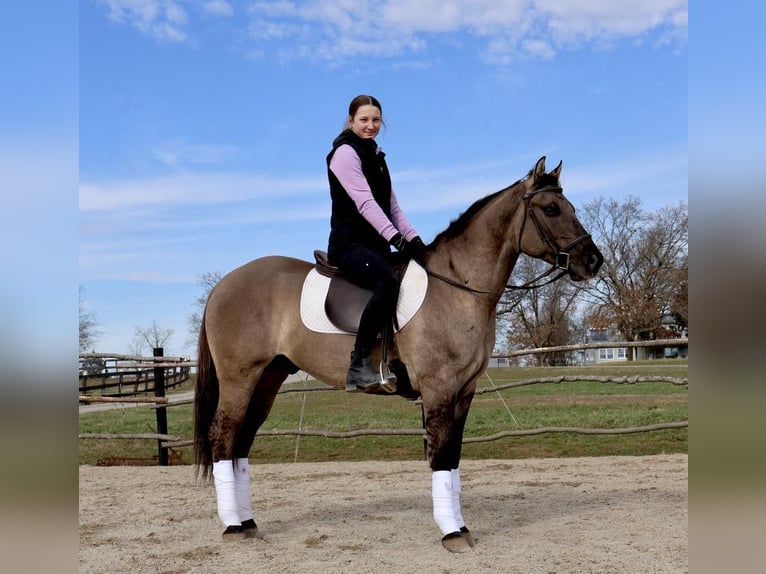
[329,143,418,243]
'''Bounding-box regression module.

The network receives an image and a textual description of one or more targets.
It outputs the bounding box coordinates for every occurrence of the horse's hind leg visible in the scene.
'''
[210,356,293,541]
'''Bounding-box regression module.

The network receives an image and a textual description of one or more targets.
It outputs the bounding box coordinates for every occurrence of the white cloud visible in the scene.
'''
[151,139,240,167]
[521,38,555,60]
[535,0,688,44]
[245,0,686,63]
[79,171,324,211]
[203,0,233,17]
[93,0,687,59]
[559,146,688,210]
[80,144,687,218]
[97,0,189,43]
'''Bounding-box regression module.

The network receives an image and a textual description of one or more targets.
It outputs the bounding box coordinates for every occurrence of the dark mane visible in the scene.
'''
[431,172,532,244]
[429,170,563,246]
[431,189,506,244]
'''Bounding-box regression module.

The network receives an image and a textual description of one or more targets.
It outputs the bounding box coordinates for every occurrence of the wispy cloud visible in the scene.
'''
[94,0,687,58]
[151,138,241,168]
[80,171,324,211]
[81,145,686,220]
[203,0,233,17]
[557,147,688,213]
[96,0,190,43]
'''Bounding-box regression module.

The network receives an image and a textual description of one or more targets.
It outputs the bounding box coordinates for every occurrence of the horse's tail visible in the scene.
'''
[193,311,218,481]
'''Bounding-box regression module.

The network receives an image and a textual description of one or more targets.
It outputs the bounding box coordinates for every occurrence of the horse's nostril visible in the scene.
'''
[586,253,601,273]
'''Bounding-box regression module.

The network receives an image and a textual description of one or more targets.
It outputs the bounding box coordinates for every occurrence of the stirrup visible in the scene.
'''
[345,362,397,393]
[378,361,397,394]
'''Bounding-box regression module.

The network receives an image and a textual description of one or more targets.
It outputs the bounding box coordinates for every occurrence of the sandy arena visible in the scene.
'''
[79,454,687,573]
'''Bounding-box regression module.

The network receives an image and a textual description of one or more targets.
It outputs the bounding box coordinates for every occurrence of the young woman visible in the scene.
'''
[326,94,426,392]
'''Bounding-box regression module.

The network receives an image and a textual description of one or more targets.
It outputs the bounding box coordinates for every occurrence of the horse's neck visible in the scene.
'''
[433,188,523,299]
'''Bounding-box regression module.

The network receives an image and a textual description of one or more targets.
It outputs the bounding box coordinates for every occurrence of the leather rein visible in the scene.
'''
[423,185,592,297]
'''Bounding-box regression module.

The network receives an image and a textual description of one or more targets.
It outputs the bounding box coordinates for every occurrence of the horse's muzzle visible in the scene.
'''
[570,244,603,281]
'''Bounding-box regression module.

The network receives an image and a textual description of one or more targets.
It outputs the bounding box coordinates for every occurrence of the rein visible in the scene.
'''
[423,185,592,297]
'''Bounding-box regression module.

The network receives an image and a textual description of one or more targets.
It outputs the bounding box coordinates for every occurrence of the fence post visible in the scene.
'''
[153,347,168,466]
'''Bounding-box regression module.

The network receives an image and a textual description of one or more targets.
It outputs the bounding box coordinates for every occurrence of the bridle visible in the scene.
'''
[423,185,592,296]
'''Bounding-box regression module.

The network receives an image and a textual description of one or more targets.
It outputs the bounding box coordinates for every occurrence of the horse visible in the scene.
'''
[193,156,604,553]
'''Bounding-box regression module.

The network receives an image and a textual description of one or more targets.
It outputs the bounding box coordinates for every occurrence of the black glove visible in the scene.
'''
[389,232,408,252]
[406,236,427,260]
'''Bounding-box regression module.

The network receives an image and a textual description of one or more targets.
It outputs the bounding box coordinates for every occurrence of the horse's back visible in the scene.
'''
[211,255,312,299]
[204,255,313,354]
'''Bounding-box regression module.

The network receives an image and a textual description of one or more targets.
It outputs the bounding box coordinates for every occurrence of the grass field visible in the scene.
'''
[78,360,687,466]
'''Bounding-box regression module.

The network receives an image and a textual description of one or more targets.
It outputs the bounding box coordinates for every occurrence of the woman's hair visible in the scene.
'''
[345,95,385,131]
[348,94,382,118]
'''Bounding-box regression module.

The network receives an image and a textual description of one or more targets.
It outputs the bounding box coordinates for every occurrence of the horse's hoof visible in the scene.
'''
[241,519,263,539]
[460,526,476,547]
[441,531,472,553]
[222,525,247,541]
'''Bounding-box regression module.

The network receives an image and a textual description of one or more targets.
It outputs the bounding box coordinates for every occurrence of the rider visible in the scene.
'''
[326,94,426,392]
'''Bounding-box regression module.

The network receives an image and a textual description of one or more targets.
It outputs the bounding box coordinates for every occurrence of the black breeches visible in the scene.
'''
[329,245,399,354]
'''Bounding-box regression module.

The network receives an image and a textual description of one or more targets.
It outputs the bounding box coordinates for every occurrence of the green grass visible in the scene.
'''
[78,360,687,465]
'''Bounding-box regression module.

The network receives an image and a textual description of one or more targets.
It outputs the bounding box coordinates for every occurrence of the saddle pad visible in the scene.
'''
[300,260,428,334]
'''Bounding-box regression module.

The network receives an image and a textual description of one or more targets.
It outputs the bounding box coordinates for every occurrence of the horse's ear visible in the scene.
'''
[550,160,562,181]
[533,156,547,181]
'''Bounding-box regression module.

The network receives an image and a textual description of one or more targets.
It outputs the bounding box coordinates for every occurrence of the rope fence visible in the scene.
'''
[79,340,688,464]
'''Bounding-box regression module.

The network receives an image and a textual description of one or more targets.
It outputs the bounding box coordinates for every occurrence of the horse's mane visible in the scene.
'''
[429,170,562,246]
[431,188,507,244]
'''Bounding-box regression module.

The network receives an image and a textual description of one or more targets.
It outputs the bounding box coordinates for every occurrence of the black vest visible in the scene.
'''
[327,129,393,258]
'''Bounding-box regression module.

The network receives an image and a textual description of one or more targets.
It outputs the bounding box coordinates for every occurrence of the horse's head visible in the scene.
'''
[518,157,603,281]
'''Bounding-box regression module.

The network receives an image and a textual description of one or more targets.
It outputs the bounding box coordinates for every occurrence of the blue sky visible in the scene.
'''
[79,0,688,357]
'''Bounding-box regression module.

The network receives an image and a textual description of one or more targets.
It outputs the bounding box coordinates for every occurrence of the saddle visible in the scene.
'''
[313,250,404,334]
[310,250,422,400]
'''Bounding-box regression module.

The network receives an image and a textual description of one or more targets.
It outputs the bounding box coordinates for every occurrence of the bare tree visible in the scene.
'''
[498,257,587,365]
[578,196,688,354]
[79,285,100,353]
[186,271,223,349]
[126,336,146,357]
[133,320,174,355]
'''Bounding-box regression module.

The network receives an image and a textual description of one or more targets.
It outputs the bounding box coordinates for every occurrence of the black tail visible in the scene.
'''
[193,312,218,480]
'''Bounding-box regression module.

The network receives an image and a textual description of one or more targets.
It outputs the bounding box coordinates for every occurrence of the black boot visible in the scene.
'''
[345,351,397,393]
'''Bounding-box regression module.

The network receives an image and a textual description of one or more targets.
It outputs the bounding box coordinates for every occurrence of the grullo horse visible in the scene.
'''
[194,156,603,552]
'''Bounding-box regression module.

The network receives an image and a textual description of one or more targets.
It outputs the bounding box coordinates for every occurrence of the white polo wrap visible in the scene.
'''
[451,468,466,529]
[432,470,461,535]
[213,460,240,526]
[234,458,253,522]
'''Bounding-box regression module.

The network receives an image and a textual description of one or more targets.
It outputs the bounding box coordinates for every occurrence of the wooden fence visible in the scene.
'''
[79,339,688,466]
[79,351,192,396]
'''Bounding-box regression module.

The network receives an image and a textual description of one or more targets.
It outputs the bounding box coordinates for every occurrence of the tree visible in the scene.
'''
[126,336,146,358]
[498,257,588,366]
[578,196,688,355]
[79,285,100,353]
[132,320,174,356]
[186,271,223,349]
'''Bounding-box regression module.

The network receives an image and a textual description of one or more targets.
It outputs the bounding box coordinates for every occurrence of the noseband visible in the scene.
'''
[424,185,592,296]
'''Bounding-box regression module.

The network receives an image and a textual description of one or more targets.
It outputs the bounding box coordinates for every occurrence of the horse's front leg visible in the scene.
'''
[422,387,476,553]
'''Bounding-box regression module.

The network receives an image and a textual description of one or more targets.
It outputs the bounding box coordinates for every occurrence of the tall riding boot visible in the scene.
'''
[345,350,397,393]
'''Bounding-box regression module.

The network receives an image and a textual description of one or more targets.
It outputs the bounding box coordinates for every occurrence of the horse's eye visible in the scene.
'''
[542,204,560,217]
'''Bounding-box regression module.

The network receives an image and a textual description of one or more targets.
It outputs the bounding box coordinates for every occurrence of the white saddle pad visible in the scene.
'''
[300,260,428,334]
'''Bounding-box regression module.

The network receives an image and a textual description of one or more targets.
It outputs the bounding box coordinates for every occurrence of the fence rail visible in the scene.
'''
[79,340,688,465]
[79,352,192,396]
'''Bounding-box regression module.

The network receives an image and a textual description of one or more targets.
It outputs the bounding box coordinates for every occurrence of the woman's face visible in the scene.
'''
[349,104,382,139]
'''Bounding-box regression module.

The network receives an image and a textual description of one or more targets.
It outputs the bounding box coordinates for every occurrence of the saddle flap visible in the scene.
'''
[324,277,373,334]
